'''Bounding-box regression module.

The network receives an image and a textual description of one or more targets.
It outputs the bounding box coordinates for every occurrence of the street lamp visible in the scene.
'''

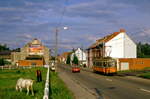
[54,26,68,71]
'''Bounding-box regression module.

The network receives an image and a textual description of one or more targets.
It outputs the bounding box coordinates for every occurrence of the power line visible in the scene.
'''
[56,0,69,28]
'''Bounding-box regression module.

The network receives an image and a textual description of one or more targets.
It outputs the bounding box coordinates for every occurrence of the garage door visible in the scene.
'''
[120,62,129,70]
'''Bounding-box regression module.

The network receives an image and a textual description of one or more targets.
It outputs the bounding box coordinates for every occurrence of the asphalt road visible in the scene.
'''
[58,64,150,99]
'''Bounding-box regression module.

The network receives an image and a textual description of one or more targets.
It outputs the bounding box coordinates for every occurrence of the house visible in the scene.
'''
[87,29,137,67]
[58,52,72,63]
[11,38,50,66]
[0,51,11,62]
[71,48,87,66]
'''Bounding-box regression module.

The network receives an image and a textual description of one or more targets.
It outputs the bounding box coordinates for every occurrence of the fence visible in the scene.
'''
[43,65,50,99]
[0,66,17,70]
[0,65,36,70]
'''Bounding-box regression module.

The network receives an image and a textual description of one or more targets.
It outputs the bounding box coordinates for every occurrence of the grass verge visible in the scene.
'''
[138,72,150,79]
[50,72,74,99]
[117,68,150,79]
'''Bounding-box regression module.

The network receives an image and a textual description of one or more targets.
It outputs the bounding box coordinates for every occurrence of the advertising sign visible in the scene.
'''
[29,44,44,55]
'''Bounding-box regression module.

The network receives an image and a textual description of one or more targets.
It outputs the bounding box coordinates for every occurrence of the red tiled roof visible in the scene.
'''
[59,52,72,58]
[89,29,126,49]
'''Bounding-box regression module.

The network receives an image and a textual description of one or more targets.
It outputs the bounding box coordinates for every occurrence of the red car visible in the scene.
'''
[72,66,80,73]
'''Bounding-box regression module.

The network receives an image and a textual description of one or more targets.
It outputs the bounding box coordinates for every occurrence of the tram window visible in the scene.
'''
[108,61,116,67]
[93,62,95,65]
[108,62,112,67]
[95,62,97,66]
[99,62,102,66]
[103,62,107,67]
[94,62,96,65]
[97,62,99,66]
[112,61,116,67]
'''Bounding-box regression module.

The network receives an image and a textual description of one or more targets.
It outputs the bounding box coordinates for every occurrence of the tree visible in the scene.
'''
[72,54,79,65]
[137,42,150,58]
[12,48,20,52]
[0,58,5,66]
[66,55,71,64]
[0,44,10,51]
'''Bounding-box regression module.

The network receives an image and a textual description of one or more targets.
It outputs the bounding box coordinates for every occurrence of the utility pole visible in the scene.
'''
[54,27,68,71]
[81,45,83,66]
[55,28,58,70]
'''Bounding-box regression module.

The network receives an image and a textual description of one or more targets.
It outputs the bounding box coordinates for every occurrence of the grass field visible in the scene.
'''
[0,67,74,99]
[0,67,47,99]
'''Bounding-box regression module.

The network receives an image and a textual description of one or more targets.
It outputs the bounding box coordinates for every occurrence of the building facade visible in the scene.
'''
[11,38,50,66]
[58,52,72,63]
[87,29,137,67]
[71,48,87,66]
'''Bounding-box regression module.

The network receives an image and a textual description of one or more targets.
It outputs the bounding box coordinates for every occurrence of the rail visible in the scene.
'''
[43,65,50,99]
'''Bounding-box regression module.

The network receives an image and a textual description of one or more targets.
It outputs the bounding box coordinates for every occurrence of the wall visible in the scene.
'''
[124,34,137,58]
[11,52,21,65]
[105,33,124,58]
[18,60,44,67]
[105,32,136,58]
[118,58,150,71]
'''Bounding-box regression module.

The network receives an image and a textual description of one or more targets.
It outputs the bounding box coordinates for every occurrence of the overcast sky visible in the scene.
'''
[0,0,150,53]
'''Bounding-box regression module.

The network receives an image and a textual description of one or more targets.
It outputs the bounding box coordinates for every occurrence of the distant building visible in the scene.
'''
[58,52,72,63]
[71,48,87,66]
[87,29,137,67]
[0,51,11,62]
[11,38,50,66]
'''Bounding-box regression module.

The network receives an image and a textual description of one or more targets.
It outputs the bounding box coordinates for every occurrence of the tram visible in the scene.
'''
[93,58,117,74]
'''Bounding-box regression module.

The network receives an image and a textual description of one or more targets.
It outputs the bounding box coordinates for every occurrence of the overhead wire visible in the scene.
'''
[56,0,69,28]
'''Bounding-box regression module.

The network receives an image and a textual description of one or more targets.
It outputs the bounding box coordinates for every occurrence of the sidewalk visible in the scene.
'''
[58,70,96,99]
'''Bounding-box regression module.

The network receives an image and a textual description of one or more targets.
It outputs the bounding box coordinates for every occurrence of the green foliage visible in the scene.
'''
[138,72,150,79]
[66,55,71,64]
[0,44,10,51]
[72,54,79,65]
[0,58,11,66]
[0,58,5,66]
[137,42,150,58]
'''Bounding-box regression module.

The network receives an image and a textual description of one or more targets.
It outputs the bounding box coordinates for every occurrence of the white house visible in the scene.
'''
[87,29,137,67]
[71,48,87,66]
[105,29,137,58]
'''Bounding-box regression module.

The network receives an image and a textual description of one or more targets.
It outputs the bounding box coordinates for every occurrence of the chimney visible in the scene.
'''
[120,29,126,33]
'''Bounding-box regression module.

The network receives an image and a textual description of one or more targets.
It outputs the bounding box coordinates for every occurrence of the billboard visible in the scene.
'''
[29,44,44,55]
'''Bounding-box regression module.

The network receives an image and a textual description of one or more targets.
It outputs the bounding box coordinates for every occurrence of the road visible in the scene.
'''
[58,64,150,99]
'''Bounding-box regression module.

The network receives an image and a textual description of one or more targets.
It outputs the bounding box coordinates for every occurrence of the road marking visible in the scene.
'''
[106,79,112,81]
[140,88,150,93]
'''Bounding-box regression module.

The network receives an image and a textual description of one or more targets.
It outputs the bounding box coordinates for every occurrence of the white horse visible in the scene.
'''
[16,78,34,96]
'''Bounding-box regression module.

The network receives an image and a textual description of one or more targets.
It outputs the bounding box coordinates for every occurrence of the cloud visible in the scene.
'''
[138,28,150,37]
[0,0,150,52]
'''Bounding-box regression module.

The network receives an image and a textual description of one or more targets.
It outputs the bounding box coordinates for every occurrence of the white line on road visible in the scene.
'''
[106,79,112,81]
[140,88,150,93]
